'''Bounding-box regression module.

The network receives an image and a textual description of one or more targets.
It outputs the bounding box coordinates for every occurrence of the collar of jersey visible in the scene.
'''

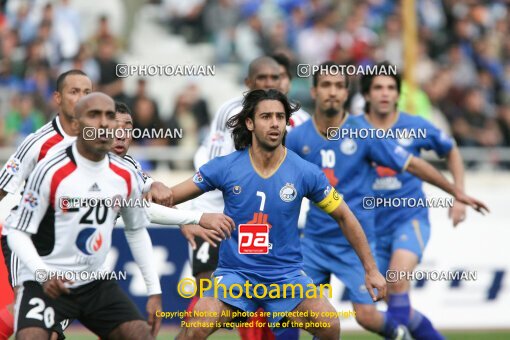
[248,147,287,179]
[55,115,75,140]
[312,112,350,141]
[71,143,109,170]
[363,111,400,130]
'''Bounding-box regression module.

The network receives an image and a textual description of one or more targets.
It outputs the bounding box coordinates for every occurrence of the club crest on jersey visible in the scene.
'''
[6,158,20,174]
[302,145,310,155]
[192,171,203,184]
[76,228,103,255]
[233,185,242,194]
[280,183,297,202]
[397,137,413,147]
[393,145,409,158]
[22,191,39,210]
[340,139,357,155]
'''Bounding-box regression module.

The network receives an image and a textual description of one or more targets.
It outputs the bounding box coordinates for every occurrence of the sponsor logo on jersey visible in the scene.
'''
[397,137,413,147]
[324,185,332,198]
[280,183,297,202]
[233,185,242,194]
[192,171,203,184]
[6,158,20,174]
[238,224,270,254]
[22,191,39,210]
[340,138,357,155]
[210,132,225,146]
[76,228,103,255]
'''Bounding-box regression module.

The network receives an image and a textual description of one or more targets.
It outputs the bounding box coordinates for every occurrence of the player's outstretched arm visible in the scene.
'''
[406,156,489,214]
[445,146,467,226]
[330,203,386,302]
[171,178,205,206]
[148,203,234,239]
[146,181,173,207]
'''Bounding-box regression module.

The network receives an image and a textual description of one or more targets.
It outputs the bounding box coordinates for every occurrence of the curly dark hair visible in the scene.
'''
[226,89,300,150]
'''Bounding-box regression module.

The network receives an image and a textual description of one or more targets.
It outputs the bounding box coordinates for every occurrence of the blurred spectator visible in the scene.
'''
[297,9,336,64]
[379,14,403,68]
[89,16,120,53]
[163,0,206,43]
[441,43,477,88]
[36,20,59,67]
[235,3,266,70]
[127,78,160,119]
[451,87,502,147]
[167,82,210,145]
[203,0,238,63]
[95,37,125,101]
[60,44,100,85]
[166,82,210,169]
[132,96,166,146]
[4,93,45,145]
[283,1,307,51]
[53,0,80,59]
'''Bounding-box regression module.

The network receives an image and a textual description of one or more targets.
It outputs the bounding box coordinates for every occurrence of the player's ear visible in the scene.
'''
[244,77,251,89]
[53,91,62,105]
[246,117,254,131]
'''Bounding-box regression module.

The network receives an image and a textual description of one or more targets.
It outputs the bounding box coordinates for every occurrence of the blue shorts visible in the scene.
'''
[204,268,314,331]
[301,237,377,305]
[376,216,431,274]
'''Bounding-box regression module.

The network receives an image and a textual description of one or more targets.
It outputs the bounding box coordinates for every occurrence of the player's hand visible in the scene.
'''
[42,277,72,299]
[449,200,467,227]
[198,213,236,239]
[146,294,162,337]
[365,269,386,302]
[147,181,173,207]
[181,224,223,249]
[454,190,489,215]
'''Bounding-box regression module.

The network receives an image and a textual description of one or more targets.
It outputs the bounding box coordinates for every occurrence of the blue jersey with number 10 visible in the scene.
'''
[286,114,411,246]
[193,148,342,281]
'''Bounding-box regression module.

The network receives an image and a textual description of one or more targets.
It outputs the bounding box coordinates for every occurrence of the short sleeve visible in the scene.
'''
[419,118,454,157]
[368,138,412,172]
[193,157,225,193]
[0,133,42,194]
[304,163,343,214]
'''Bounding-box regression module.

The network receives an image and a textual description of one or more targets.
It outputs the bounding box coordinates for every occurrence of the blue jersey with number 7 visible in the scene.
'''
[192,148,342,281]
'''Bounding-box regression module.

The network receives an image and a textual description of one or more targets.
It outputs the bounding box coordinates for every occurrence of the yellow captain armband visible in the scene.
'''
[316,187,343,214]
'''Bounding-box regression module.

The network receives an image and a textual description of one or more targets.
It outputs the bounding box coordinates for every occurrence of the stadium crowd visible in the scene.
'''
[1,0,510,152]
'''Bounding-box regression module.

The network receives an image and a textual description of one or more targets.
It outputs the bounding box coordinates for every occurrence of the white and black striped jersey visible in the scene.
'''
[9,143,149,287]
[191,95,310,212]
[123,154,154,194]
[0,116,75,195]
[0,116,76,236]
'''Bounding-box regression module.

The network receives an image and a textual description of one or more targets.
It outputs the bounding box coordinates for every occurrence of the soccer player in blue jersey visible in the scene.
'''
[171,89,386,340]
[358,62,489,339]
[286,62,488,339]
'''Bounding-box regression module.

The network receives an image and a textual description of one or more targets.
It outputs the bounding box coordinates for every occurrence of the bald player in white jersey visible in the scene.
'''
[7,93,166,339]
